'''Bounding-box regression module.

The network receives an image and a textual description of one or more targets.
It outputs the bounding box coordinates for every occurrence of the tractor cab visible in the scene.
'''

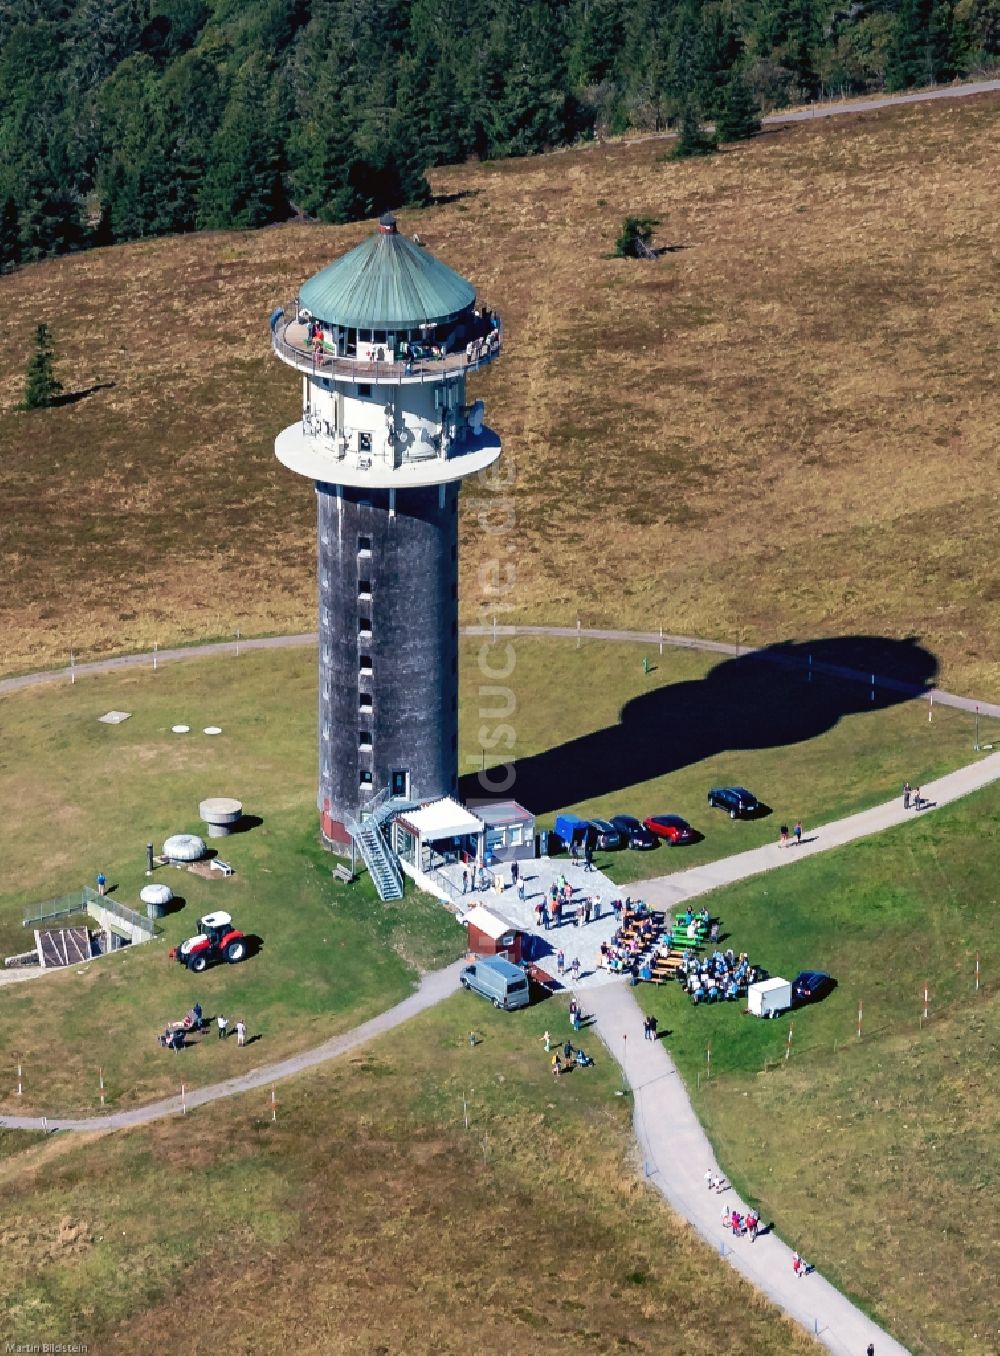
[199,911,235,945]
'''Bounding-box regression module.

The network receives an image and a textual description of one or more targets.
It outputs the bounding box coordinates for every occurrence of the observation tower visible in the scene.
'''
[271,214,502,857]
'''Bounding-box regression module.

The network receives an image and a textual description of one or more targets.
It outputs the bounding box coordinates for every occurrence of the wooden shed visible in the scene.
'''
[461,904,524,964]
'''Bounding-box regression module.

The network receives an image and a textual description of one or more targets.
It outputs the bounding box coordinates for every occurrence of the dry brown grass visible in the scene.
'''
[0,96,997,693]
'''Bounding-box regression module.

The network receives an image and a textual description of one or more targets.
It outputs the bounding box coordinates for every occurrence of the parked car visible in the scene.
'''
[792,971,836,1007]
[610,814,659,850]
[707,786,761,819]
[588,818,624,850]
[642,814,696,845]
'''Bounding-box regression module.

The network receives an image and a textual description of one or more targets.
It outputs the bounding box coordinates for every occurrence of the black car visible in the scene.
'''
[792,971,835,1006]
[707,786,760,819]
[588,818,624,850]
[610,814,659,850]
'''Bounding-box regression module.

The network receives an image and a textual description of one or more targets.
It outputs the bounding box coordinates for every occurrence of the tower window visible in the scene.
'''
[359,432,372,453]
[359,731,373,750]
[359,655,373,675]
[358,579,372,598]
[358,534,372,554]
[357,383,372,398]
[360,693,373,710]
[360,771,374,788]
[359,617,372,635]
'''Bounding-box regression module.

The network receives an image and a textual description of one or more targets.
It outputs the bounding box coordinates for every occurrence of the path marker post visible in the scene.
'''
[808,653,813,683]
[857,999,863,1041]
[153,641,157,672]
[99,1067,105,1108]
[463,1092,469,1130]
[69,651,75,685]
[975,952,980,992]
[16,1056,22,1097]
[923,983,929,1022]
[706,1044,711,1081]
[870,672,876,703]
[235,627,241,658]
[270,1085,277,1122]
[785,1023,794,1062]
[181,1083,187,1115]
[928,693,933,722]
[975,704,980,751]
[576,617,581,649]
[659,626,663,656]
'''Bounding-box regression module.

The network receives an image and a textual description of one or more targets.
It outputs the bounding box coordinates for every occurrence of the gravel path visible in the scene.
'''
[3,625,997,716]
[0,959,467,1133]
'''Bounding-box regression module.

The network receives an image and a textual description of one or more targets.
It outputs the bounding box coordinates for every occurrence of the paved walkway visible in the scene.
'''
[586,981,910,1356]
[0,959,467,1134]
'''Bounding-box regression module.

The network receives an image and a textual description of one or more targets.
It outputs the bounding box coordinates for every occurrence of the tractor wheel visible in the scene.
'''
[188,954,208,974]
[225,939,247,964]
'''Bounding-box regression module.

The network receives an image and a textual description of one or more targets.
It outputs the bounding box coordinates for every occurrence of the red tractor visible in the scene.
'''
[169,911,248,973]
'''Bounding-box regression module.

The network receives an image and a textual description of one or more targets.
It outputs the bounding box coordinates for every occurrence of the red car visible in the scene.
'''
[643,814,696,845]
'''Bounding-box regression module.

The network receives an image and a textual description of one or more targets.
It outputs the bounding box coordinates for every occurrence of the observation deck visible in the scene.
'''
[271,309,502,387]
[275,419,502,490]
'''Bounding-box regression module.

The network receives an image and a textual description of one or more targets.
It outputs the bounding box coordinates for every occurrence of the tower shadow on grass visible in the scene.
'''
[461,636,937,817]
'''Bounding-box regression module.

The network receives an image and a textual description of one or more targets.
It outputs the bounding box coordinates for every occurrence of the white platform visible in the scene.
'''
[275,422,501,489]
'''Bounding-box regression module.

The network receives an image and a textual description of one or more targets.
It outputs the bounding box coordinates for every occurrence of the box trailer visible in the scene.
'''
[747,977,792,1018]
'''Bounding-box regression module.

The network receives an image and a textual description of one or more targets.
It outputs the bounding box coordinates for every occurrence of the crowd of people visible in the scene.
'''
[680,948,762,1004]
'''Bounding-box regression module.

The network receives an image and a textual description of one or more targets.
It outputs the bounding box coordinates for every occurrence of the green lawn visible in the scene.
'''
[637,783,1000,1354]
[0,994,817,1356]
[0,637,994,1115]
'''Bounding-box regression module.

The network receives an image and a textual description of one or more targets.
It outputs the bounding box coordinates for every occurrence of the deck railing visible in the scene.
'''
[271,306,502,384]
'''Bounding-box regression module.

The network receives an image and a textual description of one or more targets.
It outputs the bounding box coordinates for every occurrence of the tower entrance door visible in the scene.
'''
[391,769,410,799]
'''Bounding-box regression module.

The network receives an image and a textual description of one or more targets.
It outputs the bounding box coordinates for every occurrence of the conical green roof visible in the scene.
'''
[298,216,476,330]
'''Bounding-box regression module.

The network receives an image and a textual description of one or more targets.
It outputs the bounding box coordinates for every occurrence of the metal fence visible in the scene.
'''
[23,885,157,939]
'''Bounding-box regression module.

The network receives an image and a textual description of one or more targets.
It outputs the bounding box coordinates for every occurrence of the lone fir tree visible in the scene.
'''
[22,323,63,409]
[671,99,717,159]
[715,72,762,143]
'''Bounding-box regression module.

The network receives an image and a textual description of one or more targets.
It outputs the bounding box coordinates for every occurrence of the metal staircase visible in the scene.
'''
[345,790,416,902]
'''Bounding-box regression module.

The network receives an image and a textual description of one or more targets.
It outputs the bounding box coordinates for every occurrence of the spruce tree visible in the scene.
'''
[715,71,762,143]
[671,99,717,159]
[22,324,63,409]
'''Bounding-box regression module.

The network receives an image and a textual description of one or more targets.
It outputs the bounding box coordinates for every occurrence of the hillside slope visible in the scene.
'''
[0,95,997,693]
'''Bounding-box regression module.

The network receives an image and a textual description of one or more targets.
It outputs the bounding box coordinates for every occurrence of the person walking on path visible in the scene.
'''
[556,949,565,977]
[518,875,525,901]
[792,1251,803,1279]
[462,867,468,895]
[551,1052,561,1078]
[584,843,594,872]
[217,1014,228,1040]
[593,894,601,921]
[644,1015,653,1041]
[902,781,911,810]
[235,1018,247,1047]
[572,1006,582,1032]
[793,821,803,845]
[96,872,107,897]
[536,899,546,930]
[571,956,581,983]
[541,1030,551,1053]
[779,825,790,848]
[747,1210,759,1241]
[510,860,519,890]
[648,1014,658,1041]
[912,786,922,810]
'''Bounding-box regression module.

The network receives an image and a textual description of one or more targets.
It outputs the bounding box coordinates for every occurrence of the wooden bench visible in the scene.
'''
[332,863,355,884]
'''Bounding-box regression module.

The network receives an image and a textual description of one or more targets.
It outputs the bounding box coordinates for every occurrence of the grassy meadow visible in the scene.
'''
[0,996,819,1356]
[638,783,1000,1354]
[0,95,997,695]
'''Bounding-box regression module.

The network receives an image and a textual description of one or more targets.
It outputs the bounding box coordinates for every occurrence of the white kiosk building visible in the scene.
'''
[271,214,502,897]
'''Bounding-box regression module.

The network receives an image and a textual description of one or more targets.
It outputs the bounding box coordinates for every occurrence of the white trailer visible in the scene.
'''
[747,976,792,1018]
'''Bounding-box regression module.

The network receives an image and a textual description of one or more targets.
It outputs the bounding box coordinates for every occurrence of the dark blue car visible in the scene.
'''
[707,786,761,819]
[792,971,835,1006]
